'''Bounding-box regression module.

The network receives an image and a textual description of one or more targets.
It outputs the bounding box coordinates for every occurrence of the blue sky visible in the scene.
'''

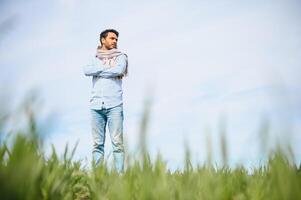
[1,0,300,170]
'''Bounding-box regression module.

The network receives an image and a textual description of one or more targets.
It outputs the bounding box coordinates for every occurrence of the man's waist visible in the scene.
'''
[90,97,123,110]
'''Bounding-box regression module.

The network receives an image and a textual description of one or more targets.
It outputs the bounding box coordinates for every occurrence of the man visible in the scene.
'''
[83,29,128,173]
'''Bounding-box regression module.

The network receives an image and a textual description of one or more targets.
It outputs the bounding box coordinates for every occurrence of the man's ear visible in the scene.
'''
[101,37,105,44]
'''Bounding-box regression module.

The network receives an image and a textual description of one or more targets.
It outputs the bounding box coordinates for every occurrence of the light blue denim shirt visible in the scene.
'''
[83,54,127,110]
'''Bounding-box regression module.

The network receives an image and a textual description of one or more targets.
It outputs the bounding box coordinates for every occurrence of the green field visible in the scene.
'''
[0,103,300,200]
[1,133,300,200]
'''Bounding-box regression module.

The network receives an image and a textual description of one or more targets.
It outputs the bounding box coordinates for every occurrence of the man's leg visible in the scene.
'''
[91,109,107,166]
[107,104,124,173]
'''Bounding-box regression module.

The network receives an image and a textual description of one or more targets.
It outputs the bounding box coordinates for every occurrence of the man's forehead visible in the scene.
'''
[108,32,118,38]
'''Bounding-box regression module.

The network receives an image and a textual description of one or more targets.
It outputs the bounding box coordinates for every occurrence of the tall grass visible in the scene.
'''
[0,99,300,200]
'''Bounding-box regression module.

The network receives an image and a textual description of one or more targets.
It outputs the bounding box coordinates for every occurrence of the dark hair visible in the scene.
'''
[99,29,119,44]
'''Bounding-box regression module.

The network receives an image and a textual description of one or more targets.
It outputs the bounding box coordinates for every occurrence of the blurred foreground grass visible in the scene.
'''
[0,100,300,200]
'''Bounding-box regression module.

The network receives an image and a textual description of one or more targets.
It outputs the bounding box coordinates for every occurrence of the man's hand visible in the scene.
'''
[102,57,117,68]
[102,58,109,66]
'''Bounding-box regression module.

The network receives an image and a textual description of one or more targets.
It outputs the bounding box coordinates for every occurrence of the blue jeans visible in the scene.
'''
[91,104,124,172]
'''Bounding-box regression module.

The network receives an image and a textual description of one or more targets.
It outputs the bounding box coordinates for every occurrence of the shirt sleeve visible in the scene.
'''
[97,54,127,78]
[83,57,107,76]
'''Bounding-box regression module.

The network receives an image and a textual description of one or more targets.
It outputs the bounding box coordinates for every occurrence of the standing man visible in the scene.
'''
[83,29,128,173]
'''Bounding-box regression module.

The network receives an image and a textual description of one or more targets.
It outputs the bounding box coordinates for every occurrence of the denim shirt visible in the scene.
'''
[83,54,127,110]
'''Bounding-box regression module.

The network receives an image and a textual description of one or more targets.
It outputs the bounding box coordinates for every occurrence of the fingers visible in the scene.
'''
[102,57,117,67]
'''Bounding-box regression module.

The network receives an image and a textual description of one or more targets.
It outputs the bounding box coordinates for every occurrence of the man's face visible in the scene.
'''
[101,32,118,50]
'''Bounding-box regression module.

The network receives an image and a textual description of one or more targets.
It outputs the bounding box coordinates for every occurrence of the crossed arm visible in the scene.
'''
[83,54,127,78]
